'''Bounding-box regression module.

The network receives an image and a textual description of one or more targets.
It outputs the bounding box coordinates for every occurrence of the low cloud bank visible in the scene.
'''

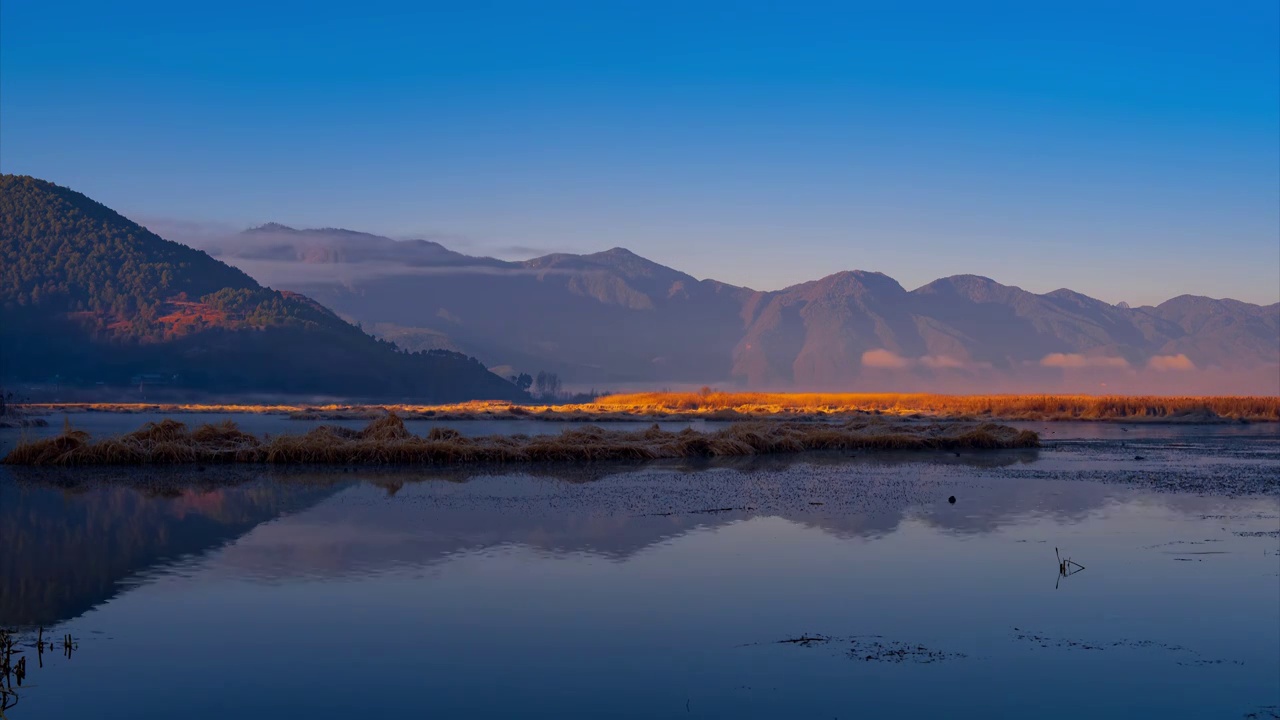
[847,349,1265,394]
[1040,353,1130,369]
[861,350,986,371]
[861,349,912,369]
[220,258,585,287]
[1147,354,1196,371]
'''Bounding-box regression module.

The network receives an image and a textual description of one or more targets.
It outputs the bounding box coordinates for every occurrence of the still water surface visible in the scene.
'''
[0,424,1276,718]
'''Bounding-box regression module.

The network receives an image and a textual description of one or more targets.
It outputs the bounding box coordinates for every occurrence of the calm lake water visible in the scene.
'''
[1,421,1277,718]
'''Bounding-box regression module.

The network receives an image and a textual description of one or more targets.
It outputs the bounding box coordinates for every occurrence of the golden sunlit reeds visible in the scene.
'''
[16,393,1278,423]
[590,392,1280,420]
[2,414,1039,466]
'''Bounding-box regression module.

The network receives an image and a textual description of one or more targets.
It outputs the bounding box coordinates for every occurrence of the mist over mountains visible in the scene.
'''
[183,223,1280,395]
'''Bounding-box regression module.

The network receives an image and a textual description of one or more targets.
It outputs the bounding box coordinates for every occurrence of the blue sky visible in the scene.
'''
[2,0,1277,305]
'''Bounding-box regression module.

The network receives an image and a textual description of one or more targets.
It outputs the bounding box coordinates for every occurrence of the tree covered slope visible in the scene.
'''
[0,175,524,401]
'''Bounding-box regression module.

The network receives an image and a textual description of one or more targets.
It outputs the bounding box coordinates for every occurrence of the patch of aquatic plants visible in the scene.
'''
[771,634,967,663]
[3,413,1039,466]
[1012,628,1242,666]
[846,638,967,664]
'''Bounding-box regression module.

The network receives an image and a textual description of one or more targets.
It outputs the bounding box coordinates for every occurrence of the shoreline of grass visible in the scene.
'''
[591,392,1280,422]
[10,393,1278,424]
[2,414,1039,466]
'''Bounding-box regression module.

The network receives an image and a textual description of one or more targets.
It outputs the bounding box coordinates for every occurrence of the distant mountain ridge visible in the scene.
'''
[0,176,524,400]
[187,223,1280,394]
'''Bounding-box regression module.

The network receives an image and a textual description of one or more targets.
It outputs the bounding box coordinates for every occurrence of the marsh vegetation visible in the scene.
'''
[3,413,1038,466]
[17,393,1277,425]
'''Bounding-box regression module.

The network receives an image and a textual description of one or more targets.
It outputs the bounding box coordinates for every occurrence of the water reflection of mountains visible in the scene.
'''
[0,473,339,627]
[0,450,1220,627]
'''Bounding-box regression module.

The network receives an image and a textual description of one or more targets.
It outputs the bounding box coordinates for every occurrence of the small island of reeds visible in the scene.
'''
[2,414,1039,466]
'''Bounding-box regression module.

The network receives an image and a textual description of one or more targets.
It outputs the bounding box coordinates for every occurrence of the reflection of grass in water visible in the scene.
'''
[0,627,77,718]
[4,413,1038,466]
[5,444,1041,498]
[0,630,15,718]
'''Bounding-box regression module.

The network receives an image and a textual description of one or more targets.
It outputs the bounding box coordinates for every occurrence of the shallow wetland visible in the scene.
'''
[0,418,1276,718]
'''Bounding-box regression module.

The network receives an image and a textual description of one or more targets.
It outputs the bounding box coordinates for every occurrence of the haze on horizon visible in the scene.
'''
[2,1,1278,307]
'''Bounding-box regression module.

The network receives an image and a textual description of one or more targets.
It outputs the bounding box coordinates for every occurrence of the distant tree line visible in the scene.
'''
[505,371,601,403]
[507,371,562,399]
[534,371,561,399]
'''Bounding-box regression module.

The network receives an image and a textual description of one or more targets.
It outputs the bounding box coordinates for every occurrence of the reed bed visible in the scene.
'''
[17,393,1278,423]
[2,414,1038,466]
[592,392,1280,421]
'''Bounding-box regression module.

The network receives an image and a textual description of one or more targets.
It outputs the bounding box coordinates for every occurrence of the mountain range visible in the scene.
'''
[184,223,1280,394]
[2,174,1274,398]
[0,176,524,401]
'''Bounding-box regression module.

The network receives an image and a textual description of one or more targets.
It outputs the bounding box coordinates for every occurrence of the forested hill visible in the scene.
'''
[0,175,525,401]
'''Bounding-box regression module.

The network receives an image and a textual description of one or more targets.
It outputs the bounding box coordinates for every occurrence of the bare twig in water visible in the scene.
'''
[0,627,80,717]
[0,629,19,718]
[1055,547,1086,589]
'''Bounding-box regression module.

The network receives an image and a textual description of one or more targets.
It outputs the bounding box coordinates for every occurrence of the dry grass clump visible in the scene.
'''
[359,413,413,441]
[190,420,260,446]
[5,417,262,466]
[3,414,1037,466]
[2,426,90,465]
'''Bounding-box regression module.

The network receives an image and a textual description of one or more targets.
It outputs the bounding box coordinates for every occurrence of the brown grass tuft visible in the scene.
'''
[359,412,412,441]
[123,419,190,444]
[2,431,90,465]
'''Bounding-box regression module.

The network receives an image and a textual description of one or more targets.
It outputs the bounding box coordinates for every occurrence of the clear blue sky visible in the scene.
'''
[3,1,1277,305]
